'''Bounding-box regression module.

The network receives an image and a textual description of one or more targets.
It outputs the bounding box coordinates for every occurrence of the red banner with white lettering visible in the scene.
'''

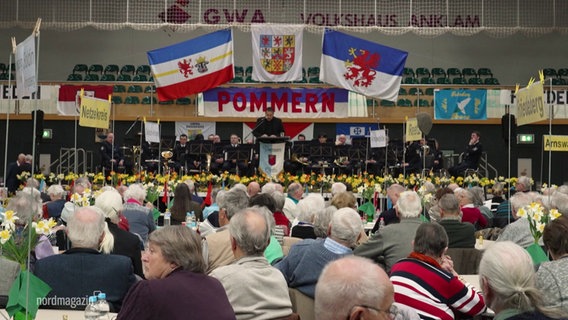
[201,87,349,118]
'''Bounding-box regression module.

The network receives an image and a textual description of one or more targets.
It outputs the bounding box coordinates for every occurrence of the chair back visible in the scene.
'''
[289,288,315,320]
[282,236,302,256]
[446,248,484,274]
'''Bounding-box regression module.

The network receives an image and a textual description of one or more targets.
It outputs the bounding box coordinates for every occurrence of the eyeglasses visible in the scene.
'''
[347,304,398,319]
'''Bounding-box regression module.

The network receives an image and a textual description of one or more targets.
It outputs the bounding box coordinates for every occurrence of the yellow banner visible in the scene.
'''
[405,117,422,142]
[516,81,547,126]
[544,135,568,151]
[79,95,111,129]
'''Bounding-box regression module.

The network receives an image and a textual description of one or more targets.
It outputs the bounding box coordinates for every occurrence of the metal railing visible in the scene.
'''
[54,148,93,175]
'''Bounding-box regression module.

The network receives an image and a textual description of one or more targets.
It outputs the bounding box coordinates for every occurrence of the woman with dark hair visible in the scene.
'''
[117,226,235,320]
[169,183,202,224]
[538,216,568,314]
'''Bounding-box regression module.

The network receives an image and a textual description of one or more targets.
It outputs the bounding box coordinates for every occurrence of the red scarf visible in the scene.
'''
[408,251,442,269]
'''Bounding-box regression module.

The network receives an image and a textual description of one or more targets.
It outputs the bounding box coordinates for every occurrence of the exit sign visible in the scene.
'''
[517,133,534,144]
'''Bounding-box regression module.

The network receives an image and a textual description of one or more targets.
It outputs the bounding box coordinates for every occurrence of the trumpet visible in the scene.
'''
[206,153,212,172]
[334,156,349,167]
[291,153,308,166]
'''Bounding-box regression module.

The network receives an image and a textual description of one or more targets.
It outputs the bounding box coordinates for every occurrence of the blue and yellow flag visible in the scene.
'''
[434,89,487,120]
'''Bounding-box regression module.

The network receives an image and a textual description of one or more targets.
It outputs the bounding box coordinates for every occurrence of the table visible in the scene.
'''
[475,239,496,250]
[461,274,495,317]
[0,309,118,319]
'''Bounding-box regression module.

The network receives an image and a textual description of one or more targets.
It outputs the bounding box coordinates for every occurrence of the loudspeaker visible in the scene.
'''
[31,110,44,140]
[501,113,517,143]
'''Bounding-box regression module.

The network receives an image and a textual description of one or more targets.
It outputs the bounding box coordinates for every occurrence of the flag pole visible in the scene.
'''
[3,39,15,195]
[31,19,41,180]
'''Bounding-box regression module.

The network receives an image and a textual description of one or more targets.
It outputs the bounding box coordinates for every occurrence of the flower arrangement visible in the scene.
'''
[70,188,92,207]
[516,202,562,243]
[1,210,56,269]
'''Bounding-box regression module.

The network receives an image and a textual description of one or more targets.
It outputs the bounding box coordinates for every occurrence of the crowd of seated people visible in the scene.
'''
[4,174,568,319]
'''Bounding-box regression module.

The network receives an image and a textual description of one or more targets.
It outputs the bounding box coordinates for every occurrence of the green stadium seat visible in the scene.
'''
[176,97,191,105]
[121,64,136,75]
[557,68,568,78]
[231,76,244,83]
[100,74,116,82]
[398,88,408,96]
[159,99,175,105]
[403,77,418,84]
[294,77,308,83]
[414,99,430,107]
[117,74,132,81]
[462,68,477,78]
[552,78,566,85]
[0,73,10,80]
[543,68,557,78]
[307,67,320,78]
[111,96,123,104]
[380,100,395,107]
[446,68,461,79]
[425,88,435,96]
[484,77,500,85]
[409,88,424,96]
[234,66,244,77]
[415,67,430,78]
[113,84,126,93]
[0,63,6,73]
[127,85,143,93]
[397,98,412,107]
[124,96,140,104]
[104,64,120,75]
[420,77,435,84]
[245,66,253,77]
[468,78,483,85]
[133,74,148,82]
[72,64,88,75]
[67,73,83,81]
[88,64,104,75]
[431,68,446,78]
[403,67,415,77]
[477,68,493,78]
[367,98,376,107]
[246,75,258,83]
[84,74,99,81]
[136,65,151,75]
[144,85,156,93]
[141,96,157,104]
[436,77,451,84]
[452,77,467,85]
[308,76,322,84]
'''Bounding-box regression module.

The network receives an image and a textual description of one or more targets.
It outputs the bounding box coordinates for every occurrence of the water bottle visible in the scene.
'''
[96,292,110,320]
[84,296,99,320]
[378,217,386,231]
[186,211,196,230]
[164,210,171,226]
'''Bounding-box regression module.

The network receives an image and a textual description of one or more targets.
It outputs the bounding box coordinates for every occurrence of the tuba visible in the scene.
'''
[132,146,141,174]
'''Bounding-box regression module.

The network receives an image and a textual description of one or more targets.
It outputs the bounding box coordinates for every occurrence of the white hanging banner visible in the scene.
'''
[370,129,387,148]
[145,121,160,143]
[15,35,37,97]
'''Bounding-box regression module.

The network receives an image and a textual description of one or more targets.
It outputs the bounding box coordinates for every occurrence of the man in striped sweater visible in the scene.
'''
[390,223,486,320]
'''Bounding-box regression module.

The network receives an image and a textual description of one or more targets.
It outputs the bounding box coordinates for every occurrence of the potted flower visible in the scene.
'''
[516,202,561,264]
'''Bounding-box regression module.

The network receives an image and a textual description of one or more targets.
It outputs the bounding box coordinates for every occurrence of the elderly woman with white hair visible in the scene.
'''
[290,193,326,239]
[480,241,568,319]
[95,190,144,278]
[122,183,156,244]
[43,184,67,219]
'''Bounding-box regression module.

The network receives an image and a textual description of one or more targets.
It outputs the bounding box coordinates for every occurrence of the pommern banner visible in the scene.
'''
[201,87,349,118]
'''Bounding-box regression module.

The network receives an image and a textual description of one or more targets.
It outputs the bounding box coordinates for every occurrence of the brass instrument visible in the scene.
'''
[334,156,349,167]
[206,153,212,172]
[421,145,430,156]
[161,150,173,172]
[132,146,141,174]
[291,153,308,166]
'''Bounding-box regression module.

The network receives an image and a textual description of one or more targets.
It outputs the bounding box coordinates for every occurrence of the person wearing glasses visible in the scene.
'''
[315,256,419,320]
[390,223,486,320]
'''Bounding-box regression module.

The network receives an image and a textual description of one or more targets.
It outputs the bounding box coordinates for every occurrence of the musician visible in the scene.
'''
[222,134,250,175]
[210,134,225,174]
[100,132,125,173]
[432,139,444,171]
[173,134,190,171]
[253,107,285,138]
[185,134,206,173]
[402,139,422,175]
[366,145,399,175]
[334,135,353,174]
[308,134,336,174]
[335,134,348,146]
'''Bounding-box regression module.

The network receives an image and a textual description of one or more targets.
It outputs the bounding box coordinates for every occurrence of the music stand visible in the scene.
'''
[189,141,213,156]
[310,143,334,162]
[351,137,368,148]
[348,147,366,161]
[292,141,311,157]
[335,145,350,158]
[225,145,253,175]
